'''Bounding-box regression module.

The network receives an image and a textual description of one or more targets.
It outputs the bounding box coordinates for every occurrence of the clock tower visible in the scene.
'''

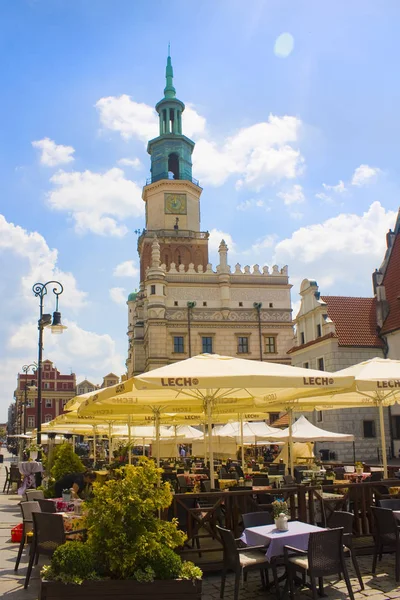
[139,52,209,281]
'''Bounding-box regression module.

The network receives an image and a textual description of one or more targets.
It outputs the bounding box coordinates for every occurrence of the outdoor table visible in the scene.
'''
[242,520,326,562]
[218,479,238,490]
[186,473,208,481]
[18,461,43,495]
[344,472,371,481]
[50,498,75,512]
[252,485,273,492]
[267,475,284,484]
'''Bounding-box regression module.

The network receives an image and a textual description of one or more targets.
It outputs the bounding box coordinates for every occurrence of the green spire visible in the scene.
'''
[164,46,176,99]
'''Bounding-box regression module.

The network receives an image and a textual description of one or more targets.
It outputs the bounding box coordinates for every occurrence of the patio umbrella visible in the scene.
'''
[133,354,353,486]
[259,358,400,478]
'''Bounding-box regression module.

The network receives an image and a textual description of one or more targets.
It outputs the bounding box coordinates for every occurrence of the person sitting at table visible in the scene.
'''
[54,470,96,499]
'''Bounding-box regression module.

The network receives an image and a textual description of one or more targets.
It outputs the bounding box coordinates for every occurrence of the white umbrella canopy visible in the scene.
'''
[278,415,354,442]
[133,353,353,486]
[167,425,204,440]
[217,420,286,441]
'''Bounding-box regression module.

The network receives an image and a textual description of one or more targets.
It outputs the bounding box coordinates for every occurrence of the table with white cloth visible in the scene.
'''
[242,521,326,562]
[18,461,43,495]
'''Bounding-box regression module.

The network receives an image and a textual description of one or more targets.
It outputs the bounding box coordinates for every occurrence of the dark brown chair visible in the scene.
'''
[217,525,271,600]
[177,474,193,493]
[25,489,45,501]
[38,499,57,513]
[328,510,364,590]
[284,474,295,485]
[252,476,269,486]
[14,501,40,572]
[371,506,400,581]
[284,527,355,600]
[6,465,21,494]
[378,498,400,510]
[24,511,87,588]
[242,511,273,528]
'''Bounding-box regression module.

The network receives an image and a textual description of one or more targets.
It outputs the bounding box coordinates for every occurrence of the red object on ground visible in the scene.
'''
[11,523,23,543]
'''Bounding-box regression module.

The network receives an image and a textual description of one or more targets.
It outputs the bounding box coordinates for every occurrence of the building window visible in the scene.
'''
[45,398,52,408]
[316,324,322,338]
[300,332,305,345]
[27,398,35,408]
[27,416,35,428]
[265,336,276,354]
[317,357,325,371]
[174,301,178,306]
[44,382,50,389]
[363,420,376,438]
[62,399,68,407]
[150,285,156,295]
[174,336,185,353]
[44,414,52,423]
[316,411,323,422]
[303,362,309,369]
[269,413,280,424]
[202,337,213,354]
[269,303,273,308]
[237,336,249,354]
[203,301,207,307]
[239,302,243,307]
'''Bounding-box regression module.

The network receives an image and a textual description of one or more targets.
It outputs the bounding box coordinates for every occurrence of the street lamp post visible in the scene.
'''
[253,302,263,362]
[22,363,37,435]
[32,281,67,445]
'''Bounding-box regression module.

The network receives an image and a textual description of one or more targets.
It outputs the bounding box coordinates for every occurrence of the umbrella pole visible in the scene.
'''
[142,438,145,456]
[206,396,215,488]
[203,422,207,463]
[175,425,179,459]
[288,408,294,476]
[128,415,132,465]
[93,427,96,468]
[108,423,112,463]
[240,414,245,471]
[378,403,388,478]
[155,410,160,468]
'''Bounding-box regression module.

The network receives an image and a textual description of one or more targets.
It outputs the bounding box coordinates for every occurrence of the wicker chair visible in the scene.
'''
[25,489,45,501]
[177,474,193,493]
[328,511,364,590]
[284,527,355,600]
[379,498,400,510]
[24,511,87,588]
[242,511,273,528]
[38,499,57,513]
[371,506,400,581]
[284,475,295,485]
[217,525,271,600]
[14,501,40,572]
[6,464,21,494]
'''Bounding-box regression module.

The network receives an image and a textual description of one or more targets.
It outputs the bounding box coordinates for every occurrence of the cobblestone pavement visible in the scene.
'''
[1,452,400,600]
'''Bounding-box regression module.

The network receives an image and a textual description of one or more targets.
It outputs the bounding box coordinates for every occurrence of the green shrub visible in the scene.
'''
[85,458,187,579]
[180,561,203,581]
[43,542,98,585]
[147,546,182,580]
[51,443,85,482]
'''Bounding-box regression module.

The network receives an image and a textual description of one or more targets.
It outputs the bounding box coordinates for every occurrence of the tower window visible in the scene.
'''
[174,301,178,306]
[202,337,213,354]
[316,323,322,337]
[300,331,305,345]
[177,254,181,265]
[203,301,207,307]
[239,302,243,307]
[168,153,179,180]
[150,285,156,295]
[269,303,273,308]
[174,336,184,353]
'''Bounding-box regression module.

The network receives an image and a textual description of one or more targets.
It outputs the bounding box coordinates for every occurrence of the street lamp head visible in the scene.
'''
[40,313,52,328]
[50,311,67,334]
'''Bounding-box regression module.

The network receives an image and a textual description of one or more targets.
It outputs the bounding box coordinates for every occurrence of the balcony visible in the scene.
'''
[145,173,200,187]
[138,229,209,245]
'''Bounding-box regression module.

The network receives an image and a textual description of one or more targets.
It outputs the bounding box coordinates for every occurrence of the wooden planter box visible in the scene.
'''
[40,578,202,600]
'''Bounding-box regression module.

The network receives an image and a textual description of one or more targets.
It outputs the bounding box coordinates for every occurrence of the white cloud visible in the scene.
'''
[113,260,139,277]
[208,229,237,254]
[277,184,305,205]
[0,215,125,419]
[248,234,277,256]
[47,168,144,237]
[96,95,205,142]
[274,201,396,293]
[194,115,303,190]
[32,137,75,167]
[351,164,381,186]
[322,180,346,193]
[118,157,142,169]
[109,287,127,305]
[289,211,304,220]
[236,198,265,211]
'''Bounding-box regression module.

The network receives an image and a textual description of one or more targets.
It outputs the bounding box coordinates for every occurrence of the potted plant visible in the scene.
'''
[272,499,289,529]
[27,443,41,461]
[40,458,202,600]
[62,489,71,502]
[355,461,363,476]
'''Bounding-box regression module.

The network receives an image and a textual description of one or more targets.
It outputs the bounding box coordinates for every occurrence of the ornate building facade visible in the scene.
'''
[126,55,293,384]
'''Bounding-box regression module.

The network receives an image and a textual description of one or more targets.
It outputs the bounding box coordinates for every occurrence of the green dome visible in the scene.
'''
[128,292,138,302]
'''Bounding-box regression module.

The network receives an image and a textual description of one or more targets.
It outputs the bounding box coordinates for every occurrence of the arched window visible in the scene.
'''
[168,153,179,180]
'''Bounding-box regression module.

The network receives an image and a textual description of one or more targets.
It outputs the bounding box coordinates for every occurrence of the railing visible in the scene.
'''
[164,479,400,565]
[138,229,209,241]
[145,174,200,186]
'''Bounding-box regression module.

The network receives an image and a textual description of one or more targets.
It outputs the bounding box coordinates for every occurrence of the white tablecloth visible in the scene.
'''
[242,521,325,561]
[18,461,43,495]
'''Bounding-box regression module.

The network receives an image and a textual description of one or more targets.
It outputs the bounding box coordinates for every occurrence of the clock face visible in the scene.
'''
[165,193,187,214]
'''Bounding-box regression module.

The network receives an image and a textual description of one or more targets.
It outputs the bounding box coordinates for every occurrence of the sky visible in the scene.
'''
[1,0,399,421]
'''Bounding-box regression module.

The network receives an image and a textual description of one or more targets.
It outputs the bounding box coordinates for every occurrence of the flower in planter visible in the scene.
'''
[272,499,289,519]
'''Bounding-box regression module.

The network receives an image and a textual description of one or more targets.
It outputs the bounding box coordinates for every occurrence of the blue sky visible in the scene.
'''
[1,0,399,420]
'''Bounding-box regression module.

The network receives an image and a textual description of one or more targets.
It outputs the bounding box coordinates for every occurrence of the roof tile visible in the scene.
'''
[320,296,383,347]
